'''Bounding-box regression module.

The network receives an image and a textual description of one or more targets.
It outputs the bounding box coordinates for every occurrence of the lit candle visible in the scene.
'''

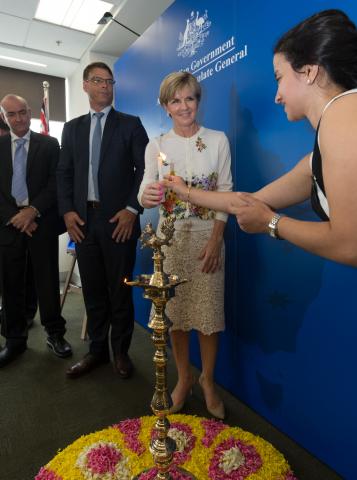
[157,152,167,181]
[169,161,175,175]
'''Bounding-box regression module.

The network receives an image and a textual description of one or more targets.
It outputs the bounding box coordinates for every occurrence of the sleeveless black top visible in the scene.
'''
[311,125,329,221]
[311,89,357,221]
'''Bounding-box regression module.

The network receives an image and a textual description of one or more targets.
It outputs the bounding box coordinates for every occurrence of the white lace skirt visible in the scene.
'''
[158,226,225,335]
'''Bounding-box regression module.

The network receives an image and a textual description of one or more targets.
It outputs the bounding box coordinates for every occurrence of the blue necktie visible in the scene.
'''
[11,138,28,204]
[91,112,104,200]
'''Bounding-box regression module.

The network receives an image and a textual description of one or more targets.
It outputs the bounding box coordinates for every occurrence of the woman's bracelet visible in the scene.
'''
[268,213,283,239]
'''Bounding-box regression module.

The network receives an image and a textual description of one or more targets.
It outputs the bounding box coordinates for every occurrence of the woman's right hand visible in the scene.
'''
[162,175,187,200]
[141,182,164,208]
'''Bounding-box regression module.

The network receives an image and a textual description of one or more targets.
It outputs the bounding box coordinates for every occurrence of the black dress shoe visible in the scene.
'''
[66,353,109,379]
[46,335,72,358]
[114,353,134,379]
[0,344,27,368]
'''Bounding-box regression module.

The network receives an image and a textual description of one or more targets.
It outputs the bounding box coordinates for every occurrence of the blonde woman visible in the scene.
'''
[138,72,233,419]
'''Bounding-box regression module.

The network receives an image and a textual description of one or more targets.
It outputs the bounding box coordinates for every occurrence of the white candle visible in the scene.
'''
[157,152,167,181]
[187,169,192,188]
[169,161,175,175]
[185,169,192,218]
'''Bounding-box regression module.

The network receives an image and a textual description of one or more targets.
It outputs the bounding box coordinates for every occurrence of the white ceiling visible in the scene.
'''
[0,0,174,78]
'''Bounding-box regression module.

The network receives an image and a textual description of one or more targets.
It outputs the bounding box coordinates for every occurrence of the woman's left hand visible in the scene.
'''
[162,174,187,200]
[232,192,274,233]
[198,236,223,274]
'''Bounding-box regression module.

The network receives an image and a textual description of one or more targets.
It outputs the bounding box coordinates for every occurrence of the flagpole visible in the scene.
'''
[41,81,50,135]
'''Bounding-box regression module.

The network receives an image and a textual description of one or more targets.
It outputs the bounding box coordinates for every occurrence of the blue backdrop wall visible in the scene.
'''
[114,1,357,477]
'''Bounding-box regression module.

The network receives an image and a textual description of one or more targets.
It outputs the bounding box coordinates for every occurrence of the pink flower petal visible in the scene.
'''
[209,437,263,479]
[201,418,227,447]
[35,467,62,480]
[86,444,122,474]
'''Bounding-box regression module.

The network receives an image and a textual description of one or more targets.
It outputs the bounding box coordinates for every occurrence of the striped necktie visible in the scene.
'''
[91,112,104,200]
[11,137,28,204]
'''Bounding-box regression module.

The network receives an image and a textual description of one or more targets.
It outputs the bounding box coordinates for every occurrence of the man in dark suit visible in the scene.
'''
[0,117,38,328]
[57,62,148,379]
[0,94,72,367]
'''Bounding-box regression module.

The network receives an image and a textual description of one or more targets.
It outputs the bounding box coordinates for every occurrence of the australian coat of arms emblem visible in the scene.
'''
[177,10,211,58]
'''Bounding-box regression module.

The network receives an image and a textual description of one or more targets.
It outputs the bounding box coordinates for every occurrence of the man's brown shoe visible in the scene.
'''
[66,353,109,379]
[114,353,134,379]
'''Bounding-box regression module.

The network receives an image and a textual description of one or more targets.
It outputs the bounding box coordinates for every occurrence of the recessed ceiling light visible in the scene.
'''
[35,0,114,34]
[0,55,47,68]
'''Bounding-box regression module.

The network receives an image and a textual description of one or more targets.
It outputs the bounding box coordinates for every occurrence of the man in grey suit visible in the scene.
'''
[0,95,72,367]
[57,62,148,379]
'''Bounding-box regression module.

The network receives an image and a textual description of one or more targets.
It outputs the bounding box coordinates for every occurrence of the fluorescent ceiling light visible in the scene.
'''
[35,0,114,34]
[0,55,47,68]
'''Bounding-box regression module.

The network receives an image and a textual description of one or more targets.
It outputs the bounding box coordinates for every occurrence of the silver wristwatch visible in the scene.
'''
[268,213,282,239]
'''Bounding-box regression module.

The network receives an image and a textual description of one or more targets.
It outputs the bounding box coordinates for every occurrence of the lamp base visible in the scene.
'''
[132,466,197,479]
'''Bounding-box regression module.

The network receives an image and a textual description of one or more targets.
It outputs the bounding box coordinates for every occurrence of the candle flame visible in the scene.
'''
[158,152,168,167]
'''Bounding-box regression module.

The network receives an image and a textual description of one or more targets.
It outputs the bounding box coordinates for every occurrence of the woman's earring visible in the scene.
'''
[307,79,311,85]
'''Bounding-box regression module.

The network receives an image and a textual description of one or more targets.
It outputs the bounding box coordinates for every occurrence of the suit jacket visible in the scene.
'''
[0,131,64,245]
[57,108,148,239]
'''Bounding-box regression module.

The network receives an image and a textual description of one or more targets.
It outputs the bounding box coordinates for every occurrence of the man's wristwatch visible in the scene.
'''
[27,205,41,218]
[268,213,282,239]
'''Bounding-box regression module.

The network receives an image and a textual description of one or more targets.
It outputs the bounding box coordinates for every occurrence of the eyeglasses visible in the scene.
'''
[87,76,116,86]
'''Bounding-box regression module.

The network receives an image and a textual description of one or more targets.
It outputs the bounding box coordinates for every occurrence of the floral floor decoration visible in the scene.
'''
[35,414,297,480]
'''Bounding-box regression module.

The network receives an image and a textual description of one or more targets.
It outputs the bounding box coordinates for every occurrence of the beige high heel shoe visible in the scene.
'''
[169,376,195,414]
[199,375,225,420]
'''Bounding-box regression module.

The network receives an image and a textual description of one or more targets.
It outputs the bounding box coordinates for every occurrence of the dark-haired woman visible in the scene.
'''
[165,9,357,267]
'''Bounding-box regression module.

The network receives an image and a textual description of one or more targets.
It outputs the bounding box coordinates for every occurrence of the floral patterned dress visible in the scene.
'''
[138,127,232,334]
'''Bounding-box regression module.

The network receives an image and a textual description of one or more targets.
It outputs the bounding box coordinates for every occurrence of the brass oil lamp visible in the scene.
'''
[126,216,197,480]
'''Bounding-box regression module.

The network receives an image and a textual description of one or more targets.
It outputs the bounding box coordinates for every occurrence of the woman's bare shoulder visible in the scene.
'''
[322,92,357,126]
